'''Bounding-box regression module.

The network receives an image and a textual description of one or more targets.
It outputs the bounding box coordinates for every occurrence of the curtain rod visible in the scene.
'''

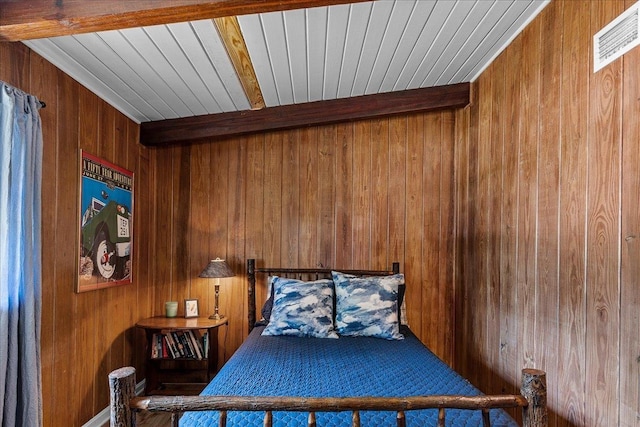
[1,80,45,108]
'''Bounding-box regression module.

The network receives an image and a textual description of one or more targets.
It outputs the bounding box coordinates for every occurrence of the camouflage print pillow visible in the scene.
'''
[262,277,338,339]
[332,272,404,340]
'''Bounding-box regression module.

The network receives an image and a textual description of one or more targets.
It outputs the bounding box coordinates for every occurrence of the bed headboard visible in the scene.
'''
[246,259,400,333]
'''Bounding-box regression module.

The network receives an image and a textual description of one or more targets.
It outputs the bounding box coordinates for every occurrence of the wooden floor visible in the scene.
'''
[137,410,175,427]
[99,411,175,427]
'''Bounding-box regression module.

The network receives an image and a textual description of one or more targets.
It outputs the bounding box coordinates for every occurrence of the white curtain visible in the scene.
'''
[0,81,43,426]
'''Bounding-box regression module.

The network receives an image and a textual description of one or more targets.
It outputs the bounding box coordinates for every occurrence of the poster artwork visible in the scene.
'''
[77,150,134,292]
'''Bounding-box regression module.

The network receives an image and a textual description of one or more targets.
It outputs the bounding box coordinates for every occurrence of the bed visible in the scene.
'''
[109,259,547,427]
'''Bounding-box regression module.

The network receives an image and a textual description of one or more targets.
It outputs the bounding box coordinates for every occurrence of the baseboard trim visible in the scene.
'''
[82,379,146,427]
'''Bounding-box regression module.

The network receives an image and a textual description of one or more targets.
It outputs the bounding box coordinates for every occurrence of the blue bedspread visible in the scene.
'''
[179,326,517,426]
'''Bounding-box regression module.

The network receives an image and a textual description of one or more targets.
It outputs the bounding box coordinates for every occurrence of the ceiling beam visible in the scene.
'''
[214,16,265,110]
[140,83,470,146]
[0,0,369,42]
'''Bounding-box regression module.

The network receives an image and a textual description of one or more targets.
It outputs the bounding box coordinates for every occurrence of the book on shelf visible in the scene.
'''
[150,330,208,360]
[161,337,169,358]
[170,331,186,357]
[188,330,203,359]
[203,331,208,358]
[164,334,177,358]
[150,333,158,359]
[176,331,194,358]
[185,330,197,358]
[164,332,175,357]
[150,333,164,359]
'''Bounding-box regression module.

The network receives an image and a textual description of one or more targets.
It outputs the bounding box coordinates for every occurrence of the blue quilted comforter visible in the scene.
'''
[179,326,517,426]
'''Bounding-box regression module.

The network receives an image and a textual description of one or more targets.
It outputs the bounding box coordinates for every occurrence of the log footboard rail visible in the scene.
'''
[109,367,547,427]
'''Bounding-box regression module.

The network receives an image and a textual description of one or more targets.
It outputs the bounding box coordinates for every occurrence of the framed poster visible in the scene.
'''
[77,150,134,292]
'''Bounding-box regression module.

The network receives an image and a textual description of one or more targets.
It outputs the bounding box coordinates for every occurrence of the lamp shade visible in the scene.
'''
[199,258,235,278]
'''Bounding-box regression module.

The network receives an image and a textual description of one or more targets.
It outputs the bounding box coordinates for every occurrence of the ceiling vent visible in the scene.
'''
[594,1,640,72]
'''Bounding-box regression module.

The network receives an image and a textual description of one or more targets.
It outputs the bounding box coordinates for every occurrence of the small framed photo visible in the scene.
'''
[184,299,199,318]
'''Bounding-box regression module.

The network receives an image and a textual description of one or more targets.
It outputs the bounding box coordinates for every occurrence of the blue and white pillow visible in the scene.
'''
[262,277,338,338]
[332,272,404,340]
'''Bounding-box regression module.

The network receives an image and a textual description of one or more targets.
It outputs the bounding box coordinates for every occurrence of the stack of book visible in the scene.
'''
[150,330,208,359]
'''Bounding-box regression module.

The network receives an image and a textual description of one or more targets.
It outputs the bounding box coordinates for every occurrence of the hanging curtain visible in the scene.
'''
[0,81,43,426]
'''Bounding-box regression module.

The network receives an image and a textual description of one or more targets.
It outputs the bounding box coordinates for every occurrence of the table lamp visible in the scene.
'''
[199,258,235,320]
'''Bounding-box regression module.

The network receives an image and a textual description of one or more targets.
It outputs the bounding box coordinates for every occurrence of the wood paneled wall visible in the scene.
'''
[150,112,459,365]
[455,1,639,425]
[0,42,153,426]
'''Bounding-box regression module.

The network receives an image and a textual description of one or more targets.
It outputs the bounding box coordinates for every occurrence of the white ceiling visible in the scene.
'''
[24,0,550,124]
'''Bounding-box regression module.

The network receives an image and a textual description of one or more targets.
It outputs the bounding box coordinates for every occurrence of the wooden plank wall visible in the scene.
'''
[0,42,153,426]
[455,0,639,425]
[149,112,459,371]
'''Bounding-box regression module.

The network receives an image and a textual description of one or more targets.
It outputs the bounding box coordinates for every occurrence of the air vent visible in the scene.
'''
[594,1,640,72]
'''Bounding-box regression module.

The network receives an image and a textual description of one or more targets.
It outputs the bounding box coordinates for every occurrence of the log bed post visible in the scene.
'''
[248,258,256,333]
[108,367,137,427]
[521,368,547,427]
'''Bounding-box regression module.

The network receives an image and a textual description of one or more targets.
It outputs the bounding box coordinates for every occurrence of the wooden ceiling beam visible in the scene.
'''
[140,83,470,146]
[214,16,265,110]
[0,0,369,42]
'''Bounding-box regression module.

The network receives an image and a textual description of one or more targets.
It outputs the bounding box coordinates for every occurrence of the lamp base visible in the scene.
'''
[209,313,226,320]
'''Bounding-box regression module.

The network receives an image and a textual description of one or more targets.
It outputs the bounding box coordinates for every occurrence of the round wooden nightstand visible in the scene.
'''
[136,316,228,395]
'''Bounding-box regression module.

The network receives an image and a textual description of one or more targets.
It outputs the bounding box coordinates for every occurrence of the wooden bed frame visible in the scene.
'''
[109,259,547,427]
